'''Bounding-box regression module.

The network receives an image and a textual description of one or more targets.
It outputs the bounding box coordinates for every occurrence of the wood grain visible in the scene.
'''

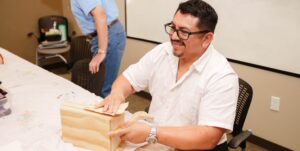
[60,102,124,151]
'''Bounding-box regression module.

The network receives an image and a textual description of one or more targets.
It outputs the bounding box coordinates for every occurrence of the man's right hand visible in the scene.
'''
[95,75,135,115]
[95,90,125,115]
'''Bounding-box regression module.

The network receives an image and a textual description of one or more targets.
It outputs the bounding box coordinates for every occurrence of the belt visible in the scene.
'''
[108,19,119,28]
[86,19,119,39]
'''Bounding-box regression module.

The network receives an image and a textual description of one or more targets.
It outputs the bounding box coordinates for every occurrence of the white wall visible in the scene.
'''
[126,0,300,75]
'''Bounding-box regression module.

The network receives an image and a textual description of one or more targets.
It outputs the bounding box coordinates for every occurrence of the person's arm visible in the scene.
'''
[89,5,108,74]
[157,125,224,150]
[95,75,135,114]
[0,54,4,64]
[109,122,225,150]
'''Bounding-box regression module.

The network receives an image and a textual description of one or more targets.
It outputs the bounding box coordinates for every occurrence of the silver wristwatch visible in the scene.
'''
[146,126,157,144]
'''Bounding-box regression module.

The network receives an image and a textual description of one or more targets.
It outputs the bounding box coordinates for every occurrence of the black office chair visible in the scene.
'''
[28,15,71,66]
[69,35,93,68]
[227,78,253,151]
[38,15,70,42]
[71,59,105,96]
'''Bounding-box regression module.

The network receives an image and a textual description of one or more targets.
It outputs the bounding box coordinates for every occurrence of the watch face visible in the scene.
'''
[146,135,157,144]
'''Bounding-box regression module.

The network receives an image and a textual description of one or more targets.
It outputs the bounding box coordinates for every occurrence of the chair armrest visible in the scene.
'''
[228,130,252,148]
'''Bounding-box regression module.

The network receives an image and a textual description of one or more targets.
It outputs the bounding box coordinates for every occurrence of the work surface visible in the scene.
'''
[0,48,146,151]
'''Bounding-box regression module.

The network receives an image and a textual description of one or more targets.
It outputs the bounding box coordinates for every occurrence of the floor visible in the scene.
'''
[48,64,268,151]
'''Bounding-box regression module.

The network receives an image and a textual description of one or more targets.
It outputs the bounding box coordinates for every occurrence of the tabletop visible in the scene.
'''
[0,47,144,151]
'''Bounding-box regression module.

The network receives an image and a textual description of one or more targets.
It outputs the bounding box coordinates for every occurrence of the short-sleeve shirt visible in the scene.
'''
[71,0,119,35]
[123,42,239,144]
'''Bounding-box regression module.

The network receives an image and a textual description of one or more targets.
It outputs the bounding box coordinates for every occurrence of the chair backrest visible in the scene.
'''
[71,59,105,96]
[232,78,253,136]
[69,36,93,67]
[38,15,69,43]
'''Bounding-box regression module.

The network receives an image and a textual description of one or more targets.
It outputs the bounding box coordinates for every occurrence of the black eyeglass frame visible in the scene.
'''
[164,22,210,40]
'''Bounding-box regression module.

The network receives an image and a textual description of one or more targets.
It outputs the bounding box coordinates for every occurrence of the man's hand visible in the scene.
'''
[89,53,106,74]
[95,90,125,115]
[94,75,135,115]
[109,122,151,144]
[108,111,153,143]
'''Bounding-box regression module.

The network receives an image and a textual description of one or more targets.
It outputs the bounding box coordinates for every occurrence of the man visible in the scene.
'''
[71,0,126,97]
[97,0,238,150]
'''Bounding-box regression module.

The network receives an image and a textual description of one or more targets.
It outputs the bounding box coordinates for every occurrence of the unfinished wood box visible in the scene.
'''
[60,102,124,151]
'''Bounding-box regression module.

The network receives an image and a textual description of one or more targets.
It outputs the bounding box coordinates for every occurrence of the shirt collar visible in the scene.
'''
[192,44,213,73]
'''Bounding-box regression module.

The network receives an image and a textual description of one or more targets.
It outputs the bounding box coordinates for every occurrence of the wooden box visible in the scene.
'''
[60,102,124,151]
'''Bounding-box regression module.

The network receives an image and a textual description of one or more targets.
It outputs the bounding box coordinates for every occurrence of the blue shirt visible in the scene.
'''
[71,0,119,35]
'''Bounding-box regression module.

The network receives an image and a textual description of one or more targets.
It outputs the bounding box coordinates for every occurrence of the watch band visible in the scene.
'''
[146,126,157,144]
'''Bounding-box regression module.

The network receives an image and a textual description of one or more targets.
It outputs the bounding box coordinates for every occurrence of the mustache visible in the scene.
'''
[171,39,186,47]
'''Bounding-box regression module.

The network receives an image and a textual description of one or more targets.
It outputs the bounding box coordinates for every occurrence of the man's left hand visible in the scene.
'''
[109,122,151,144]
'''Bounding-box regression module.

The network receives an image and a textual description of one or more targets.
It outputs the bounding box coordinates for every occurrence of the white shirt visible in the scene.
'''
[123,42,239,144]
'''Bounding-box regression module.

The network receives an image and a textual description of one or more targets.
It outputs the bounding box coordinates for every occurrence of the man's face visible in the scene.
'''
[169,11,208,58]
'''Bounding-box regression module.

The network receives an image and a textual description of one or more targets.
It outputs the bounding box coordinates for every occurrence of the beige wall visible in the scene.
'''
[62,1,299,150]
[62,0,82,36]
[0,0,63,63]
[231,63,300,150]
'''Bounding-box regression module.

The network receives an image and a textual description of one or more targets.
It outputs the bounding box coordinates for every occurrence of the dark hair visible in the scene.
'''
[176,0,218,32]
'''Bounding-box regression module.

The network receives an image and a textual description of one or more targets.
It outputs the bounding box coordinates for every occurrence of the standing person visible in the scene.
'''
[96,0,239,150]
[71,0,126,97]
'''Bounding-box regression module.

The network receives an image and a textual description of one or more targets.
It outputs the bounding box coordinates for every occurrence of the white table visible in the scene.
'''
[0,48,141,151]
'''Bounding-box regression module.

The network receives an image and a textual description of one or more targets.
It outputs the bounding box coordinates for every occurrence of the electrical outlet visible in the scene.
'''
[270,96,280,111]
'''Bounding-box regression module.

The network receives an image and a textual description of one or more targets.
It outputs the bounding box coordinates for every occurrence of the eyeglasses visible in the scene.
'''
[164,23,210,40]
